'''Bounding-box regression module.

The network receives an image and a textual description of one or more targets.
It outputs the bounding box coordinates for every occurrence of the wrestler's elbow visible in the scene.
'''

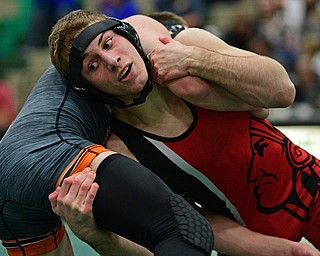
[277,80,296,107]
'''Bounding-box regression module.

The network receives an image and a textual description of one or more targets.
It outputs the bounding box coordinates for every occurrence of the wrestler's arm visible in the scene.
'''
[50,167,320,256]
[125,15,284,118]
[202,210,320,256]
[149,27,295,111]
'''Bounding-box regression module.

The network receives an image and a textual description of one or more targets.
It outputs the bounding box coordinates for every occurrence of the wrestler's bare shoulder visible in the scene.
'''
[123,15,167,33]
[123,15,170,55]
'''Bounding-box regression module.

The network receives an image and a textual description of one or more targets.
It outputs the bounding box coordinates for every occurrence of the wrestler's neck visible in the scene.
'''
[113,84,193,135]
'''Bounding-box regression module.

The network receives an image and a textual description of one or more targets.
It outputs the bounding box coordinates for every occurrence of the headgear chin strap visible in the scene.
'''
[69,18,153,108]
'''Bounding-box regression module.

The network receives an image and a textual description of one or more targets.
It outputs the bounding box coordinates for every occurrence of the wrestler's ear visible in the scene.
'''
[158,35,172,45]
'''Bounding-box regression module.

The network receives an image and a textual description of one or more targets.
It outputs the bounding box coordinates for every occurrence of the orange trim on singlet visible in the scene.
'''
[4,225,66,256]
[3,145,110,256]
[56,144,110,187]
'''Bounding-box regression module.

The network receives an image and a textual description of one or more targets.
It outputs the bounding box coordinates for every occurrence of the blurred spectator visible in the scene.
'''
[311,49,320,80]
[293,47,320,108]
[247,35,273,56]
[24,0,82,47]
[153,0,206,27]
[224,14,254,50]
[0,80,17,139]
[282,0,306,36]
[98,0,141,19]
[251,0,299,71]
[299,0,320,87]
[301,0,320,50]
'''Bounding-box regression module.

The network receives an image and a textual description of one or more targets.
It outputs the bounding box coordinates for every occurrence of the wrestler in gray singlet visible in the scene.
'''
[0,65,110,250]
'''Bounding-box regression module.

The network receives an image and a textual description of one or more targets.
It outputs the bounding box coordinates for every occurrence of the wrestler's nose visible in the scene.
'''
[101,52,120,71]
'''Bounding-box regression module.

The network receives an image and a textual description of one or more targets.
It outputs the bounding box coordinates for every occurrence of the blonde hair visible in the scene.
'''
[48,9,108,77]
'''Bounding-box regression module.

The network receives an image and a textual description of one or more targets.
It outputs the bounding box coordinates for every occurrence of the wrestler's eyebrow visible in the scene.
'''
[98,31,107,47]
[83,31,106,58]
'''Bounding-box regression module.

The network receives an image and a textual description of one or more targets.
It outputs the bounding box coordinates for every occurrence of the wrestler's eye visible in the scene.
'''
[89,61,98,71]
[104,38,112,50]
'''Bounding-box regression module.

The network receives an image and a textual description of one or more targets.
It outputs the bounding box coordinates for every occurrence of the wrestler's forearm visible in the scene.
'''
[204,211,320,256]
[175,28,296,108]
[167,75,270,118]
[85,229,152,256]
[190,47,295,109]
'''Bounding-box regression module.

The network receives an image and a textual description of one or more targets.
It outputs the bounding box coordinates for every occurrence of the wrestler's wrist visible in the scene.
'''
[187,46,210,77]
[78,226,115,255]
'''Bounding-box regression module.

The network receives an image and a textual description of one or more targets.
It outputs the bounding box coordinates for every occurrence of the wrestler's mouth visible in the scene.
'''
[119,63,132,81]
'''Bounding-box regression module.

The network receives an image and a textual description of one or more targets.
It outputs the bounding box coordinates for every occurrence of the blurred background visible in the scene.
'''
[2,0,319,155]
[1,0,320,130]
[0,0,320,137]
[0,0,319,254]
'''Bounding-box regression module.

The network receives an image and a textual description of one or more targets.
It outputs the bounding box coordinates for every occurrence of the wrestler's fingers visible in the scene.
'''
[57,175,74,199]
[158,35,172,45]
[48,186,61,213]
[79,166,92,174]
[58,167,92,202]
[75,170,97,206]
[150,61,164,86]
[82,182,99,214]
[67,167,93,197]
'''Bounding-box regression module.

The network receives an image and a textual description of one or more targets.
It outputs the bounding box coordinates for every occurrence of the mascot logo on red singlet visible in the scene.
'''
[247,116,320,222]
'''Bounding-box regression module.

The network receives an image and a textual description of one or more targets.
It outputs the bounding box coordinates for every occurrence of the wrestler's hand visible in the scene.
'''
[49,168,153,256]
[290,242,320,256]
[49,167,99,242]
[150,36,195,85]
[200,208,320,256]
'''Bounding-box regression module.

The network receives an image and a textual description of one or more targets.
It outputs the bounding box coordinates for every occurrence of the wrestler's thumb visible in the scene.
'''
[48,187,61,212]
[48,186,60,201]
[159,35,172,45]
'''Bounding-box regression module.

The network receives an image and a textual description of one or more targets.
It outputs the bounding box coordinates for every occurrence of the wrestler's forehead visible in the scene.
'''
[84,30,115,51]
[92,29,114,42]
